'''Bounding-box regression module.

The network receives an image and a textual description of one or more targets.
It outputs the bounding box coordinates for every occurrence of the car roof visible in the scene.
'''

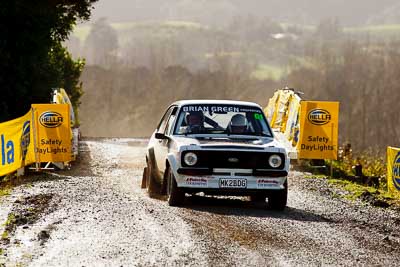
[172,99,262,108]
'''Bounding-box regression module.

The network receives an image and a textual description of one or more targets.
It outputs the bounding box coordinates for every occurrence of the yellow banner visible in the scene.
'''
[264,91,279,123]
[387,147,400,195]
[297,101,339,160]
[53,89,76,127]
[273,90,291,129]
[284,94,301,144]
[32,104,71,163]
[0,111,34,176]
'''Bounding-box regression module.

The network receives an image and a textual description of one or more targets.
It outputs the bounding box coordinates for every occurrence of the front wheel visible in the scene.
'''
[166,168,185,206]
[268,181,288,211]
[249,194,267,203]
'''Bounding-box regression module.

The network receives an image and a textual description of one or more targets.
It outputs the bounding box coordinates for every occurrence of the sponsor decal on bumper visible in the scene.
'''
[185,177,208,187]
[256,178,280,188]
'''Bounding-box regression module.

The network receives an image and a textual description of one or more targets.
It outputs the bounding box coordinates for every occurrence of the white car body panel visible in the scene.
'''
[146,100,289,194]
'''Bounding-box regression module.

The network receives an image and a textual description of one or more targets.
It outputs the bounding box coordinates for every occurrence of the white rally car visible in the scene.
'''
[142,100,289,210]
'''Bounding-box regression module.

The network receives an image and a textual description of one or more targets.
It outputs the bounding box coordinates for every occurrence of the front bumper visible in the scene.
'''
[174,168,287,191]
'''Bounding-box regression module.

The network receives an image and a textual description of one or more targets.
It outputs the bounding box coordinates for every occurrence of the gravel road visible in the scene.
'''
[1,138,400,266]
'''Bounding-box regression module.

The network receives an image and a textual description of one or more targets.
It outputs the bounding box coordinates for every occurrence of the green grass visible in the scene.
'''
[251,56,319,81]
[205,51,242,59]
[3,213,15,228]
[251,64,286,81]
[71,20,400,44]
[304,174,326,179]
[157,20,206,30]
[279,22,315,32]
[279,22,400,38]
[328,179,374,200]
[71,20,207,43]
[111,20,206,31]
[1,231,8,240]
[0,186,10,198]
[344,24,400,37]
[1,213,16,243]
[326,178,396,204]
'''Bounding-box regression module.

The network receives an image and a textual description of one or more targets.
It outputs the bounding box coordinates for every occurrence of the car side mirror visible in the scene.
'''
[155,132,169,140]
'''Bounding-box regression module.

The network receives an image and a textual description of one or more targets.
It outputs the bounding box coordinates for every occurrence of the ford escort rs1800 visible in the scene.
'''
[141,100,289,210]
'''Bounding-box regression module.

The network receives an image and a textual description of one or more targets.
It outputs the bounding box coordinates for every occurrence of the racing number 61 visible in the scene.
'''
[254,113,263,120]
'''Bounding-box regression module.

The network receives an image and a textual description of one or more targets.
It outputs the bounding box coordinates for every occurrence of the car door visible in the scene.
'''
[154,106,177,178]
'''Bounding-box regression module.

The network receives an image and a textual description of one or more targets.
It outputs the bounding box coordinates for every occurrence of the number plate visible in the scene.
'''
[219,178,247,189]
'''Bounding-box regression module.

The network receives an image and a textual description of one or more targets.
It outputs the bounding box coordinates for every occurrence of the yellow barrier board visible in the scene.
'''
[284,94,301,144]
[32,104,71,163]
[297,101,339,160]
[0,111,34,176]
[54,89,76,127]
[387,147,400,195]
[273,90,291,129]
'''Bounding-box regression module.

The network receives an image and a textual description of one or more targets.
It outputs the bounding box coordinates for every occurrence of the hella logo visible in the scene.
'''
[228,157,239,163]
[39,112,63,128]
[392,152,400,190]
[308,109,331,125]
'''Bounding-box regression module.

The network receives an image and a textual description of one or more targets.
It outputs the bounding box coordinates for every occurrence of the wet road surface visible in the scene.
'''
[1,138,400,266]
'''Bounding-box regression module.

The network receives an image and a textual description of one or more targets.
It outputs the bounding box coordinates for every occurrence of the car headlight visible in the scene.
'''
[184,152,198,166]
[269,154,282,168]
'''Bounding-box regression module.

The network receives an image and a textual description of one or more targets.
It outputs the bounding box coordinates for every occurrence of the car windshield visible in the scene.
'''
[174,104,273,137]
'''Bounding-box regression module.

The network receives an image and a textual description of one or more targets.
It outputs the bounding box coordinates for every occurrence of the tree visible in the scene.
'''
[84,18,119,67]
[0,0,97,122]
[314,18,343,41]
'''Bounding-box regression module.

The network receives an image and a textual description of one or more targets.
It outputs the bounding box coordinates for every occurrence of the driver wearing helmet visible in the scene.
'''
[185,111,205,134]
[228,114,248,134]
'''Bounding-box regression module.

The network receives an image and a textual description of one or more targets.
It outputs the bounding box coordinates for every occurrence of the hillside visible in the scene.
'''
[89,0,400,26]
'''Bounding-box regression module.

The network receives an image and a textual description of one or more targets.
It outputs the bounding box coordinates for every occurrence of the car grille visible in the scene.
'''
[182,150,285,170]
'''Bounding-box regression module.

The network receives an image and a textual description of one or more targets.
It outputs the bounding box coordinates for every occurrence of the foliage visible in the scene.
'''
[2,213,15,229]
[345,24,400,37]
[327,149,385,175]
[48,43,85,125]
[0,186,10,198]
[250,64,286,81]
[327,178,395,203]
[84,18,119,67]
[0,0,97,122]
[1,231,8,240]
[314,18,343,40]
[73,14,400,150]
[288,38,400,151]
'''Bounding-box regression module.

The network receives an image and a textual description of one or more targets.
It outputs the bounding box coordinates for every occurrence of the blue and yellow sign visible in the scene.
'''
[387,147,400,195]
[0,104,72,177]
[0,111,35,176]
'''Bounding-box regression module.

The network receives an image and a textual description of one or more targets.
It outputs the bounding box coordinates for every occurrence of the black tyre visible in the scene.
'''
[146,160,159,197]
[141,167,147,189]
[268,181,288,211]
[249,194,267,203]
[166,168,185,206]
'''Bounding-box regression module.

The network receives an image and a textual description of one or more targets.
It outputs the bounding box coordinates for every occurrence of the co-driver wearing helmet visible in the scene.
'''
[228,114,249,134]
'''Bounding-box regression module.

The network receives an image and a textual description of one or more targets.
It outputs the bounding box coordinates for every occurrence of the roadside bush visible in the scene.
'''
[325,149,386,189]
[0,0,97,122]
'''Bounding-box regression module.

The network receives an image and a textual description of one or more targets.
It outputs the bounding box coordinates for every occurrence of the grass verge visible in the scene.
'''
[329,179,396,203]
[0,187,10,198]
[305,173,400,208]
